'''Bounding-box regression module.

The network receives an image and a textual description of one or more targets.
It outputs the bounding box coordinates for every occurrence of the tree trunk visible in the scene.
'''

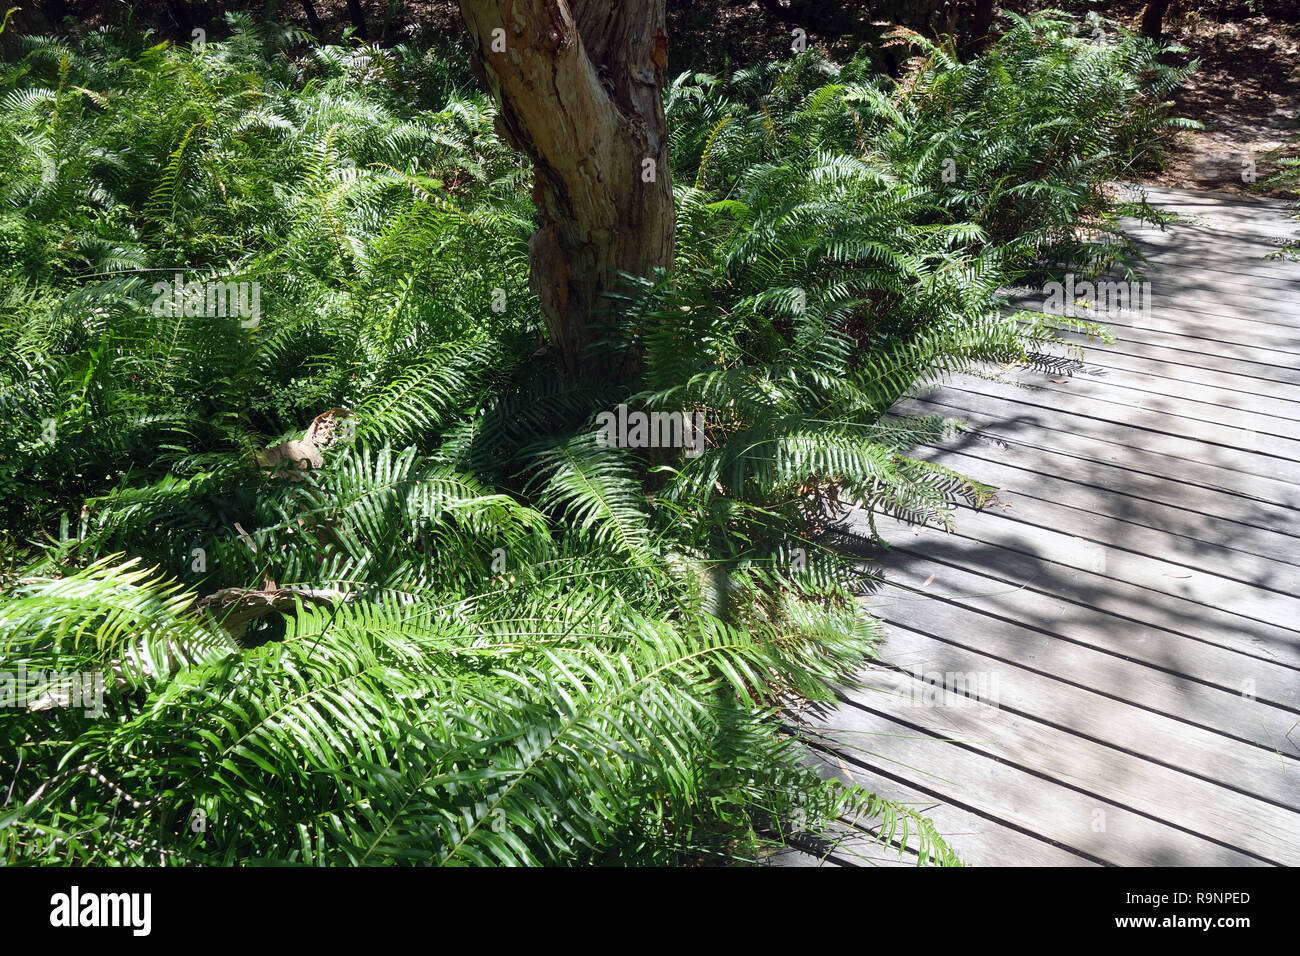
[168,0,195,39]
[42,0,67,28]
[300,0,324,35]
[1139,0,1171,39]
[459,0,676,381]
[966,0,996,58]
[345,0,370,40]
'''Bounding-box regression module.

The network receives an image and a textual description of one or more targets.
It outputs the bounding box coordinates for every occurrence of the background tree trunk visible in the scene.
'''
[1140,0,1172,39]
[458,0,676,380]
[300,0,324,35]
[345,0,370,40]
[966,0,996,58]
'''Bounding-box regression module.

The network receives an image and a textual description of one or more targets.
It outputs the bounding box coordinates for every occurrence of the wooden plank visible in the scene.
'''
[844,511,1300,680]
[765,814,925,867]
[970,366,1300,444]
[828,669,1300,864]
[1124,188,1299,219]
[1053,352,1300,419]
[865,615,1300,806]
[862,498,1300,638]
[764,847,847,867]
[802,748,1097,866]
[1010,298,1300,353]
[912,442,1300,577]
[1122,186,1300,233]
[923,375,1300,477]
[846,552,1300,753]
[920,422,1300,536]
[1129,184,1298,210]
[1129,219,1297,244]
[1007,263,1300,305]
[1132,243,1300,269]
[1121,252,1300,292]
[800,671,1270,866]
[894,391,1300,510]
[1053,339,1300,406]
[1061,324,1300,384]
[1123,244,1300,283]
[1005,290,1300,344]
[810,186,1300,866]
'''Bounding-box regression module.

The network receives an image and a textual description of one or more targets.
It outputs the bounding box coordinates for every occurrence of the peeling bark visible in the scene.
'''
[459,0,676,380]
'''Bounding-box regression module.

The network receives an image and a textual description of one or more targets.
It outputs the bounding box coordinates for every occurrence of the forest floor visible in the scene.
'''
[1149,10,1300,196]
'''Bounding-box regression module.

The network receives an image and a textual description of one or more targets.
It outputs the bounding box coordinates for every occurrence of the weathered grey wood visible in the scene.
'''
[861,618,1300,806]
[1049,356,1300,421]
[847,552,1300,752]
[912,444,1300,575]
[1126,204,1298,237]
[800,671,1270,866]
[765,849,839,867]
[1066,330,1300,385]
[929,432,1300,539]
[1014,299,1300,354]
[1119,252,1300,293]
[829,670,1300,865]
[856,521,1300,687]
[764,814,923,867]
[890,400,1300,527]
[764,846,849,867]
[811,187,1300,865]
[1061,325,1300,384]
[1049,343,1300,408]
[1088,308,1300,349]
[962,356,1300,438]
[1008,261,1300,308]
[861,504,1300,638]
[1120,183,1300,232]
[894,392,1300,510]
[1118,258,1300,291]
[929,376,1300,481]
[803,748,1098,866]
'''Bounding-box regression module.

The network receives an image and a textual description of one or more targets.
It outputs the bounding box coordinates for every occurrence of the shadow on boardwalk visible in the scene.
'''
[775,186,1300,868]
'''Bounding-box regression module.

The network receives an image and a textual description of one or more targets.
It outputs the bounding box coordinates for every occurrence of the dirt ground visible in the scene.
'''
[1145,8,1300,196]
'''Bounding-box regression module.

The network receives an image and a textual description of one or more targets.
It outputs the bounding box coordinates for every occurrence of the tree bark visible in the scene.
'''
[966,0,996,58]
[42,0,67,27]
[1139,0,1171,39]
[458,0,676,381]
[345,0,370,40]
[300,0,324,35]
[168,0,195,39]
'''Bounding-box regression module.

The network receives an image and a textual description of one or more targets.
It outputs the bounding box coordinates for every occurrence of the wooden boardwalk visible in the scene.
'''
[779,186,1300,867]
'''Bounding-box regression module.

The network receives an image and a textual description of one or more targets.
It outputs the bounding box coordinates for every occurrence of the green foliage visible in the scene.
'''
[0,12,1187,866]
[1264,134,1300,259]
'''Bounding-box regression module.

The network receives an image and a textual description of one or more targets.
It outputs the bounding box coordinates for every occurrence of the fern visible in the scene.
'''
[0,11,1193,867]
